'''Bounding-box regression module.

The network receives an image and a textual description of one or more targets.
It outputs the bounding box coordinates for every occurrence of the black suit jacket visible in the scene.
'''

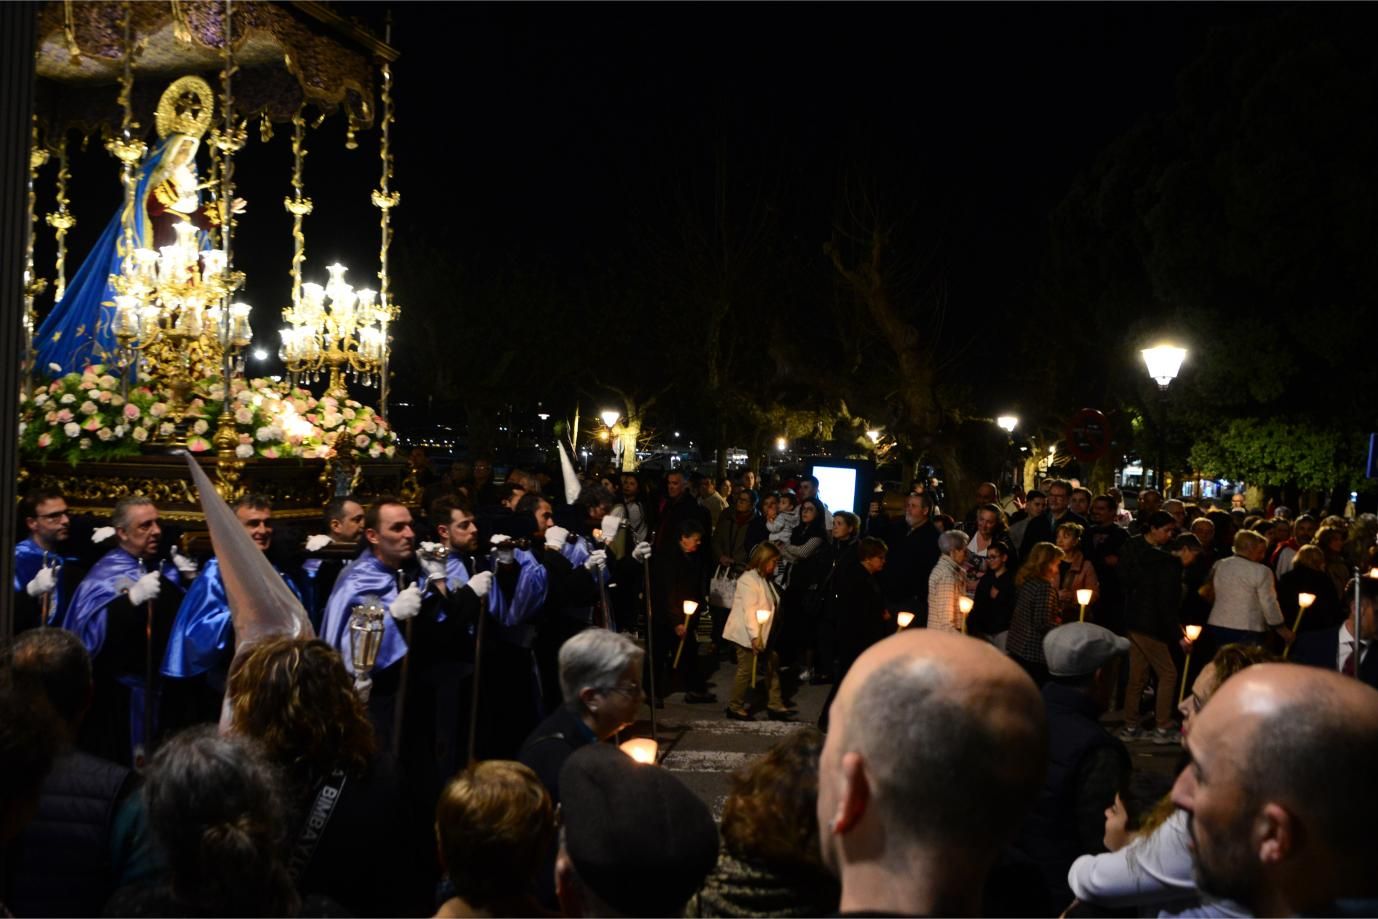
[1290,626,1378,689]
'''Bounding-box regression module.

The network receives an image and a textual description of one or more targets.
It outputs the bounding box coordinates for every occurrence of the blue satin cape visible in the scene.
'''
[161,557,303,679]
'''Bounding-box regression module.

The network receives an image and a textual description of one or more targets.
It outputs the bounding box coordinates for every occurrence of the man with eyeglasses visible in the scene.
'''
[14,488,81,632]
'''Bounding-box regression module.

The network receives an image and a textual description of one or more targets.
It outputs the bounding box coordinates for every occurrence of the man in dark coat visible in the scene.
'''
[651,518,714,703]
[1011,623,1131,916]
[1291,577,1378,688]
[820,537,889,732]
[653,470,712,554]
[880,493,940,620]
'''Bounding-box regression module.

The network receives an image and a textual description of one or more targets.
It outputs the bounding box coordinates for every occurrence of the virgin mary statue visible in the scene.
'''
[36,76,229,375]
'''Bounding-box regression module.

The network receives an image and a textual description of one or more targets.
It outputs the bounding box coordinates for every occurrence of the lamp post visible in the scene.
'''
[1141,345,1187,496]
[997,415,1018,493]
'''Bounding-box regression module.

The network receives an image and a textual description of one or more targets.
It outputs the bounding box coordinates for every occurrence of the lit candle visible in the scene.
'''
[957,595,973,633]
[114,295,140,338]
[1179,624,1204,703]
[897,611,915,630]
[752,609,771,687]
[1285,594,1317,659]
[673,601,699,669]
[619,737,658,764]
[1076,588,1093,622]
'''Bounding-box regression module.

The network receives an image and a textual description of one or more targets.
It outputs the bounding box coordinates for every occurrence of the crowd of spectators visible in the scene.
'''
[4,462,1378,918]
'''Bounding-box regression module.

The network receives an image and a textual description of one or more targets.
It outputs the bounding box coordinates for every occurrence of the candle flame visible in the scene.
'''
[683,600,698,617]
[897,611,915,629]
[1076,588,1093,606]
[1184,624,1203,642]
[1297,592,1316,609]
[619,738,658,764]
[957,596,974,614]
[755,609,771,624]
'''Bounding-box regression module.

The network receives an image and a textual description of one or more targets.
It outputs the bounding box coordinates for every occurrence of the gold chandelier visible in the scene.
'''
[279,263,388,399]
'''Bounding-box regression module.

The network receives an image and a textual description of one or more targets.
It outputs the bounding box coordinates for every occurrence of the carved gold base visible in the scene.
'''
[19,452,409,523]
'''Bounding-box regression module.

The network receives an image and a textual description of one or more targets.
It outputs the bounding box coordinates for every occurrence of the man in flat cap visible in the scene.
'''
[1011,622,1133,915]
[555,744,718,917]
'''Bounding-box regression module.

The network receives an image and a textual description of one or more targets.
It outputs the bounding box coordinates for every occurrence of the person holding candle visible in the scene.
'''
[926,530,969,631]
[1277,544,1347,635]
[968,538,1017,649]
[1055,522,1100,622]
[1289,576,1378,687]
[723,542,787,720]
[651,518,715,704]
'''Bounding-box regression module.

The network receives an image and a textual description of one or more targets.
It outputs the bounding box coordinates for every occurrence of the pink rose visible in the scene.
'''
[123,404,140,420]
[55,408,74,423]
[36,433,51,447]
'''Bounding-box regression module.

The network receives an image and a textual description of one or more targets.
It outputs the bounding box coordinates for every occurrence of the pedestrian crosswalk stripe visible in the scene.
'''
[661,750,755,773]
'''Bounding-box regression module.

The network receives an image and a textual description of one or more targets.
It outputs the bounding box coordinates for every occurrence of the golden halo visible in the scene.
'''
[155,76,215,140]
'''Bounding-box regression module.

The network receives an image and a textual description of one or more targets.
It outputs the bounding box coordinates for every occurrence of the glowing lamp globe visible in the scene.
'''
[1142,345,1187,388]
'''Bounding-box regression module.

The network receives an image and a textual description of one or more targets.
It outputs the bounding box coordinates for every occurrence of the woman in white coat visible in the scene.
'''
[723,542,788,720]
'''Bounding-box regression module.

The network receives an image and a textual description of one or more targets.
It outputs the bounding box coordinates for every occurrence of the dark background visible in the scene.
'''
[32,2,1378,506]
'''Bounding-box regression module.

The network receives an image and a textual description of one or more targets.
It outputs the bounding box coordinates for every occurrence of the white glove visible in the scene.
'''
[128,570,162,606]
[389,584,423,622]
[584,549,608,572]
[417,543,447,581]
[170,547,199,580]
[305,534,333,552]
[545,525,570,551]
[599,515,622,540]
[92,526,115,544]
[632,541,652,561]
[467,570,493,599]
[25,566,56,598]
[489,533,513,547]
[353,675,373,702]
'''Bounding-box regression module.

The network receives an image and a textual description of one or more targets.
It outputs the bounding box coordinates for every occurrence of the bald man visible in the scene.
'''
[1172,664,1378,917]
[817,630,1047,915]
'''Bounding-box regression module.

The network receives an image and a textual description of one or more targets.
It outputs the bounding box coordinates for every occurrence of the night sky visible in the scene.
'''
[39,2,1274,421]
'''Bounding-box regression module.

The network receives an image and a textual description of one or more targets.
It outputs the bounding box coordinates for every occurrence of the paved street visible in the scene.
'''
[616,647,1184,816]
[620,652,830,817]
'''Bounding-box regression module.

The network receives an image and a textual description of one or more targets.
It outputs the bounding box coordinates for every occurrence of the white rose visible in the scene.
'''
[235,444,254,459]
[355,434,370,449]
[79,400,98,415]
[193,419,208,434]
[63,422,80,437]
[97,427,114,441]
[159,422,175,436]
[255,426,273,442]
[114,424,128,437]
[32,394,47,406]
[59,393,76,404]
[132,427,148,442]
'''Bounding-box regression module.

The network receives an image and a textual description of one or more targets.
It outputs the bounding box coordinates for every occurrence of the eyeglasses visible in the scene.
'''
[606,681,642,699]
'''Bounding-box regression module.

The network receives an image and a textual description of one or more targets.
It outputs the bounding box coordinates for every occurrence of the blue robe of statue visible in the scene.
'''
[35,137,204,375]
[13,537,75,628]
[161,556,304,683]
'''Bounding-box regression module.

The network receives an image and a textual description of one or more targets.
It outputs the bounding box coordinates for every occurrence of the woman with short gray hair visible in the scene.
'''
[518,629,645,805]
[927,530,970,632]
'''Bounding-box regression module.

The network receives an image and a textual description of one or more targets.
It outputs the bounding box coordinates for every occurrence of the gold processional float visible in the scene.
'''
[20,0,418,521]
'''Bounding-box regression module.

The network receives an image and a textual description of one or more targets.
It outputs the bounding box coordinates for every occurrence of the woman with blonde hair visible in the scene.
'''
[434,761,556,918]
[723,542,786,721]
[1006,542,1065,686]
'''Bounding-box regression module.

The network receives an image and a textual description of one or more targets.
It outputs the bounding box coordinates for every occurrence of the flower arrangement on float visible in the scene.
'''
[19,364,396,465]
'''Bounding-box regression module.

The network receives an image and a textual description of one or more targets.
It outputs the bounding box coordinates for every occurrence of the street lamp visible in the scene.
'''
[600,409,620,428]
[997,415,1018,433]
[776,437,787,452]
[1141,345,1187,496]
[996,415,1019,493]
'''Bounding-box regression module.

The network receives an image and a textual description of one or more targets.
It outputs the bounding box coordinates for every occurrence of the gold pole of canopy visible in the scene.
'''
[372,18,400,421]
